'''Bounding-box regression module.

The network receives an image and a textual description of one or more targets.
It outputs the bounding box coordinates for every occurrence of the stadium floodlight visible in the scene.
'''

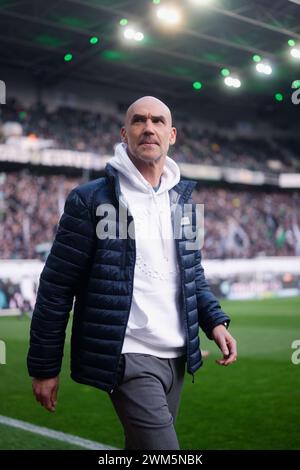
[256,62,272,75]
[123,27,144,42]
[224,76,241,88]
[252,54,262,63]
[292,79,300,88]
[221,68,230,77]
[90,37,99,45]
[156,5,182,25]
[224,76,233,87]
[134,32,144,41]
[193,81,202,90]
[232,78,241,88]
[290,47,300,58]
[124,28,135,40]
[188,0,213,5]
[275,93,283,102]
[64,53,73,62]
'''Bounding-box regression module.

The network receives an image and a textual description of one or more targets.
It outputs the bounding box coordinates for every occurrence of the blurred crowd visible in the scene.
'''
[0,172,78,259]
[193,188,300,258]
[0,98,299,173]
[1,171,299,260]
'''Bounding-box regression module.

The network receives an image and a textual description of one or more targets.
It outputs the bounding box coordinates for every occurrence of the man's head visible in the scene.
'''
[121,96,177,164]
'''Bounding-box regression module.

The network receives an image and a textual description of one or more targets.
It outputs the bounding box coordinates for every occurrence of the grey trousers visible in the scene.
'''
[108,353,186,450]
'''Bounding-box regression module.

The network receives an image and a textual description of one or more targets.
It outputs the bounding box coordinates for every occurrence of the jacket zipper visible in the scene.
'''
[109,178,136,394]
[175,234,193,384]
[110,217,136,394]
[172,189,194,385]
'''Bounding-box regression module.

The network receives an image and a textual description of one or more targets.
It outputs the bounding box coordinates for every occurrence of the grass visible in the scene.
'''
[0,297,299,450]
[0,424,83,450]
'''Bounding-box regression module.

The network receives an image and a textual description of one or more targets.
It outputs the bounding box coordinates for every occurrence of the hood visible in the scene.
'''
[109,142,180,195]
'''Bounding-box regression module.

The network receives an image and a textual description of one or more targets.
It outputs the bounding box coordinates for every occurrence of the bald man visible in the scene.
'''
[28,96,236,450]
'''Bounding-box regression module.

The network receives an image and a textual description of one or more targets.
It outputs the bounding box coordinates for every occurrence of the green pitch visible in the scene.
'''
[0,297,299,450]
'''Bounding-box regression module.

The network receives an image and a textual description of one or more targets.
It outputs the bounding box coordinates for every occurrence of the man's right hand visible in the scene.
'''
[32,376,59,412]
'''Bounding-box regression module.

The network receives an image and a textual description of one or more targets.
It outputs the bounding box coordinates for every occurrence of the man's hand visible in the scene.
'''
[32,376,59,412]
[212,324,237,366]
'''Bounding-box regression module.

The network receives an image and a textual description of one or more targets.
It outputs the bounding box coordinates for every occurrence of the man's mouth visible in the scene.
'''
[139,141,159,146]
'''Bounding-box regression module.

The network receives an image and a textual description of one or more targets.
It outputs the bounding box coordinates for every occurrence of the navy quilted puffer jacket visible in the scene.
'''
[27,163,230,393]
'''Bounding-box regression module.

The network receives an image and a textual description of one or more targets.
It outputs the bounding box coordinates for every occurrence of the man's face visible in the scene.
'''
[121,99,177,163]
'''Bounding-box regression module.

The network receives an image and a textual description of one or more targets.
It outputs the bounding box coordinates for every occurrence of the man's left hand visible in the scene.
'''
[212,324,237,366]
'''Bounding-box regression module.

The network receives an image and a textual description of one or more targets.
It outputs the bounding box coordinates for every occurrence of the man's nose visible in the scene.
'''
[143,118,155,133]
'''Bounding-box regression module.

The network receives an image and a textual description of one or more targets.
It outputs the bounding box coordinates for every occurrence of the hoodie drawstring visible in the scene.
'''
[152,189,169,262]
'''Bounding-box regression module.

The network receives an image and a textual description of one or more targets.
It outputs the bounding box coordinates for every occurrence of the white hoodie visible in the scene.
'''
[109,143,186,358]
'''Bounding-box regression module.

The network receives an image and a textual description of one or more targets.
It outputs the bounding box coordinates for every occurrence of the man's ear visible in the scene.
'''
[121,127,128,143]
[169,127,177,146]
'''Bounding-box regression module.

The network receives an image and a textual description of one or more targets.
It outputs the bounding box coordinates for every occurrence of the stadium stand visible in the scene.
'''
[1,170,299,260]
[1,97,299,173]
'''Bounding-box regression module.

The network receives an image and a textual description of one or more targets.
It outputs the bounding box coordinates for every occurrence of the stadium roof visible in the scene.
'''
[0,0,300,117]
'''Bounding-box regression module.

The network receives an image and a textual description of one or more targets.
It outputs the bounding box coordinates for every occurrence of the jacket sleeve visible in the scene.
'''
[27,188,96,379]
[195,249,231,339]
